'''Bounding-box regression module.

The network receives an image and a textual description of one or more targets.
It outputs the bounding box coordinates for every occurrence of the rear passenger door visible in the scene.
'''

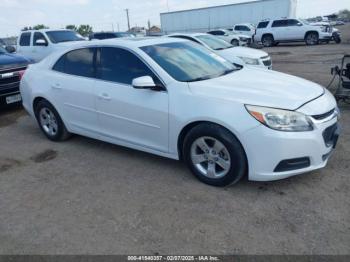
[271,20,288,41]
[51,48,98,133]
[94,47,169,152]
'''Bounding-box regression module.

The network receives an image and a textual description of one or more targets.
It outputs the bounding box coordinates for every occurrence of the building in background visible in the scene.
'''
[160,0,297,34]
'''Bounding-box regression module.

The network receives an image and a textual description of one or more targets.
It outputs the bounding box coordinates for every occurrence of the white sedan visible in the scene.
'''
[207,29,252,46]
[20,38,340,187]
[168,33,272,69]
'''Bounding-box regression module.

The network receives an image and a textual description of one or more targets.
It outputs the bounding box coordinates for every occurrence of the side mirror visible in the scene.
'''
[132,76,160,90]
[5,46,16,53]
[297,23,303,26]
[35,39,48,46]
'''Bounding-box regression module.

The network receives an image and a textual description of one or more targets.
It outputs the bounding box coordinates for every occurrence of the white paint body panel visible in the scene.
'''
[20,38,338,182]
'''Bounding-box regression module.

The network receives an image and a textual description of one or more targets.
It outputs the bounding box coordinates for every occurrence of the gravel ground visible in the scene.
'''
[0,25,349,255]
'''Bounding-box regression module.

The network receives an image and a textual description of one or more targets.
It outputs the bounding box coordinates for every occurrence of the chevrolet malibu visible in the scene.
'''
[20,38,340,187]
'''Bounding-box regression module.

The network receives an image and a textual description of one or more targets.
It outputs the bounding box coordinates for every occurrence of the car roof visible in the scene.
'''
[71,37,188,49]
[20,29,74,33]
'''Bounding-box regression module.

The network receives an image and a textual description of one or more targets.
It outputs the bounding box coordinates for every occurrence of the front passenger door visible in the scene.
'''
[95,47,169,153]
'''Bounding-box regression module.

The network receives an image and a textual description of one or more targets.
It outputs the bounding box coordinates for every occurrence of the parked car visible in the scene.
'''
[21,38,340,187]
[16,29,86,62]
[207,29,251,46]
[254,19,333,47]
[309,21,341,44]
[168,33,272,69]
[229,23,256,37]
[89,32,135,40]
[0,46,30,108]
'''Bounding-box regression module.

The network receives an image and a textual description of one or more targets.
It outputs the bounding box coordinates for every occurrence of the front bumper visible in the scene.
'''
[319,32,333,40]
[241,112,339,181]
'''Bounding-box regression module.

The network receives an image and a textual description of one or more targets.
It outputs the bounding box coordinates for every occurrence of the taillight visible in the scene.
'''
[18,70,26,80]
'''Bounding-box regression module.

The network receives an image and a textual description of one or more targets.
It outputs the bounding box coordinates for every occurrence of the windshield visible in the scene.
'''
[141,42,237,82]
[46,30,85,43]
[300,19,310,25]
[196,35,233,50]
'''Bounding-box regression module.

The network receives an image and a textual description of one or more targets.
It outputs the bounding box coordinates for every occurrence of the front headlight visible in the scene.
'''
[245,105,314,132]
[239,57,260,65]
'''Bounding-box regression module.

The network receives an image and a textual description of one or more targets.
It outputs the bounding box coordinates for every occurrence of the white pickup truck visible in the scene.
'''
[17,29,86,62]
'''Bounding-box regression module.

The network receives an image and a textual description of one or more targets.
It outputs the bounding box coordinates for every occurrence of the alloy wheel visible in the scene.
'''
[39,107,58,136]
[190,136,231,179]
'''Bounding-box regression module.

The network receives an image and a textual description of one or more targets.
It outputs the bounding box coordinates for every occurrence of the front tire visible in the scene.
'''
[183,123,247,187]
[262,35,274,47]
[34,100,71,141]
[231,39,239,46]
[305,32,319,45]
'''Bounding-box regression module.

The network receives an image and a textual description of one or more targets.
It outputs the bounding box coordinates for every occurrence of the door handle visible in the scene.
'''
[98,93,111,101]
[51,83,62,89]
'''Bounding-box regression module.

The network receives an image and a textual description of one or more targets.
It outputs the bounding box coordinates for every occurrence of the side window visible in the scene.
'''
[53,48,95,78]
[241,26,250,31]
[97,47,158,85]
[288,19,301,26]
[234,26,240,31]
[33,32,48,46]
[272,20,288,28]
[257,21,269,29]
[19,32,31,46]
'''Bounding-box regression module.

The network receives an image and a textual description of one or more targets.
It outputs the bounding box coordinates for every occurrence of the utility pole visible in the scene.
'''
[125,9,130,31]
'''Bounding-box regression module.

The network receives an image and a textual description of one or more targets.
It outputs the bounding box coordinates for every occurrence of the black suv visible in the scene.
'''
[0,46,30,108]
[89,32,135,40]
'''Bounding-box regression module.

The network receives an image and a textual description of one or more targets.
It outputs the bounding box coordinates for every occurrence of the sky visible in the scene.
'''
[1,0,349,37]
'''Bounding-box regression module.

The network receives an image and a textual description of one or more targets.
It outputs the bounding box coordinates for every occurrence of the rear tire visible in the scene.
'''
[305,32,319,45]
[183,123,247,187]
[231,39,239,46]
[262,35,274,47]
[34,100,71,142]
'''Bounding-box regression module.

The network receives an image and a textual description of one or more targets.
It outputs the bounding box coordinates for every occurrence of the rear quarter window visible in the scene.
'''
[257,21,269,29]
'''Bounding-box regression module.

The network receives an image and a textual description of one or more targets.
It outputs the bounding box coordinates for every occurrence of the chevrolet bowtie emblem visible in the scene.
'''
[0,72,15,79]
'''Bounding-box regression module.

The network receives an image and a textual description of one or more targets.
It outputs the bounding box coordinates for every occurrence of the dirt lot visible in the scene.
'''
[1,26,350,255]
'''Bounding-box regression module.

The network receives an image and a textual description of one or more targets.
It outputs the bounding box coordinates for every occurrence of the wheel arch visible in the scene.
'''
[304,30,319,39]
[177,120,248,164]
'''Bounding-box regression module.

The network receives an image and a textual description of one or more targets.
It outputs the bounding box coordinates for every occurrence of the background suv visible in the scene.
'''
[254,19,333,47]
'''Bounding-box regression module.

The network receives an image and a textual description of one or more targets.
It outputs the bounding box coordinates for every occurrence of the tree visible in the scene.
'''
[338,9,350,19]
[66,25,78,31]
[22,24,49,31]
[77,25,93,37]
[33,24,49,30]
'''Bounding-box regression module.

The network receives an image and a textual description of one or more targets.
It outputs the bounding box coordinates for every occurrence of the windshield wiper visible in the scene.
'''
[218,68,237,77]
[186,75,213,82]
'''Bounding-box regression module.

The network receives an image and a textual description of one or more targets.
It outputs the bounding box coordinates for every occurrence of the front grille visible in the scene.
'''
[0,67,26,93]
[323,123,338,147]
[262,59,272,66]
[312,109,335,120]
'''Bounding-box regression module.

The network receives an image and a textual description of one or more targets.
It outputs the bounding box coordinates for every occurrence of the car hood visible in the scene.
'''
[0,52,30,70]
[188,67,324,110]
[218,46,268,60]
